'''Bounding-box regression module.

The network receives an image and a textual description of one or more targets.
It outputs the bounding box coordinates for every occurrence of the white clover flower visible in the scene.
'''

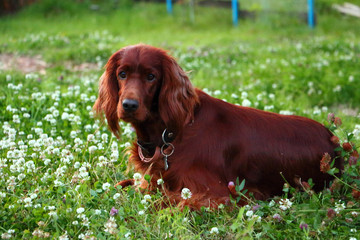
[231,93,239,98]
[90,95,96,102]
[70,131,77,138]
[111,141,118,151]
[335,201,345,214]
[181,188,192,200]
[87,134,95,142]
[1,233,12,239]
[53,109,59,117]
[241,91,248,99]
[144,194,151,201]
[74,138,83,145]
[252,214,261,222]
[241,99,251,107]
[48,211,58,218]
[101,133,108,143]
[272,213,282,222]
[17,173,26,181]
[81,217,90,227]
[352,125,360,140]
[333,85,341,92]
[50,119,57,126]
[30,193,37,199]
[213,90,221,95]
[104,217,118,234]
[113,193,121,200]
[76,207,85,214]
[138,210,145,215]
[12,115,20,123]
[44,159,51,166]
[102,182,111,191]
[53,148,60,155]
[245,210,254,217]
[88,145,97,153]
[58,231,69,240]
[48,206,56,211]
[26,160,36,172]
[94,209,102,215]
[157,179,164,185]
[133,173,142,186]
[32,226,44,237]
[84,124,92,132]
[61,112,69,120]
[279,198,293,211]
[349,75,354,82]
[54,179,64,187]
[68,103,77,110]
[74,162,81,169]
[210,227,219,234]
[72,221,79,225]
[124,232,131,239]
[279,110,294,115]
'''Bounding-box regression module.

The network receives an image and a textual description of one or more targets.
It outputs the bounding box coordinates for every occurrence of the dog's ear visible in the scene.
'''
[158,56,199,138]
[93,50,123,138]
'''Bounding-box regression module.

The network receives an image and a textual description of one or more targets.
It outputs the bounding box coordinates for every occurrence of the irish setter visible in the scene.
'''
[94,44,342,209]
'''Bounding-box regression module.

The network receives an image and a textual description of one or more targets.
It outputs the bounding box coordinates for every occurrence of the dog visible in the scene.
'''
[94,44,342,209]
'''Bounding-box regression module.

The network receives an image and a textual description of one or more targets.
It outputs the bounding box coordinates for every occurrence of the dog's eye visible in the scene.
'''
[119,71,126,80]
[147,74,156,82]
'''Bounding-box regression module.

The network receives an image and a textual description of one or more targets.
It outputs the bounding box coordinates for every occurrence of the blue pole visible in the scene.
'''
[307,0,315,28]
[167,0,172,14]
[232,0,238,26]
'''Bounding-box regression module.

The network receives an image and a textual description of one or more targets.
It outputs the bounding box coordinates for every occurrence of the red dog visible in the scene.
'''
[94,44,342,209]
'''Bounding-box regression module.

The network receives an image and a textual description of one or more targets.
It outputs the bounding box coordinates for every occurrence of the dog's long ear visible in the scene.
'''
[93,50,123,138]
[159,55,199,139]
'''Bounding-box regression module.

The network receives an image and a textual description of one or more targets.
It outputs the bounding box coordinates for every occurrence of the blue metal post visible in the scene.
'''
[232,0,238,26]
[167,0,172,14]
[307,0,315,28]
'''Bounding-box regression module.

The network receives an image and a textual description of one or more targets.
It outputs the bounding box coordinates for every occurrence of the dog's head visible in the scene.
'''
[94,44,199,138]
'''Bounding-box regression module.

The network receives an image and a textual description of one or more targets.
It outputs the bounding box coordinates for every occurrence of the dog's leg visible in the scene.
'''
[114,179,135,188]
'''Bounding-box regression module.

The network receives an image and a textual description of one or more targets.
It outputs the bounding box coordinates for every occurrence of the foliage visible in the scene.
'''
[0,2,360,239]
[316,0,360,13]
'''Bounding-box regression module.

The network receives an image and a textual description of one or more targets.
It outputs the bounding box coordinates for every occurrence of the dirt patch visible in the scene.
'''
[0,54,47,74]
[64,61,101,72]
[0,54,101,73]
[338,105,359,117]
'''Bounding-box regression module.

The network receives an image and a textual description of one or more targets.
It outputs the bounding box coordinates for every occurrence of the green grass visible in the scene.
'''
[0,1,360,239]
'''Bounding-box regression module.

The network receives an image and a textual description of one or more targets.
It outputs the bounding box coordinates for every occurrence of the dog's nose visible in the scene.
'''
[122,99,139,112]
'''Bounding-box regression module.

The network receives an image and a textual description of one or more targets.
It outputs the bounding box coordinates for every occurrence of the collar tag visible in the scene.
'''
[162,129,174,144]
